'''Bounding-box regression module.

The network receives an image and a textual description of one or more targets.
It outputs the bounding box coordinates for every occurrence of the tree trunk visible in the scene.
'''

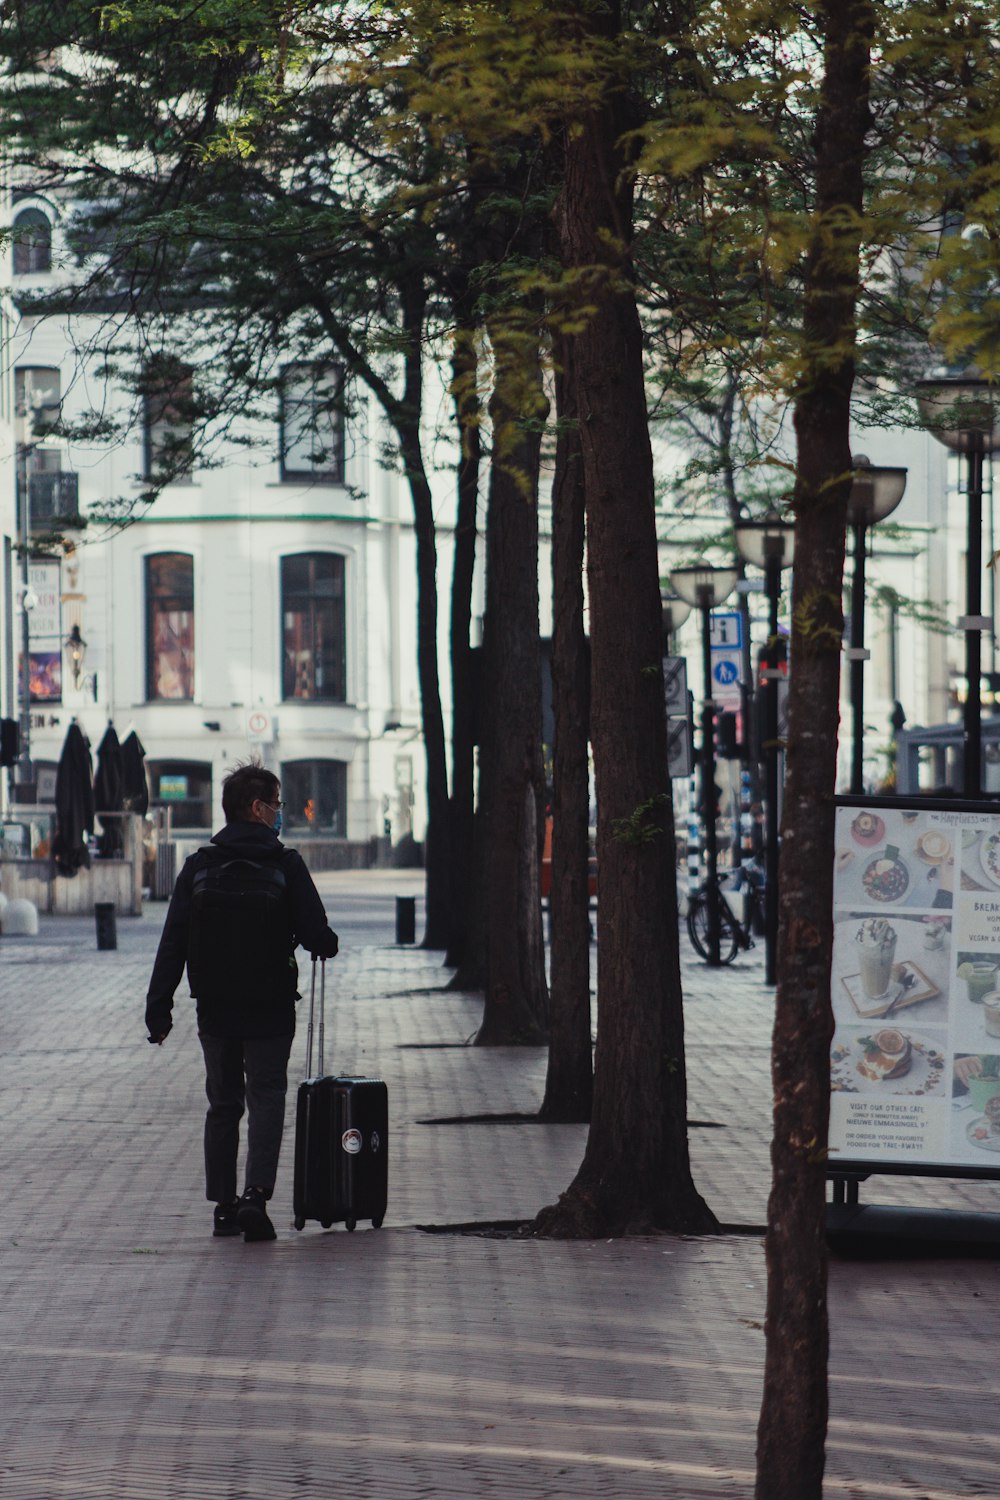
[754,5,873,1496]
[399,418,452,952]
[474,315,549,1045]
[446,320,483,973]
[534,0,716,1235]
[539,341,593,1122]
[395,280,451,951]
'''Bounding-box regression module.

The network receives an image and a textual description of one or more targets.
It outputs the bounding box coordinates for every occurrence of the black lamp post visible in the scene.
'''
[734,512,795,986]
[670,563,738,965]
[846,456,908,794]
[916,369,1000,797]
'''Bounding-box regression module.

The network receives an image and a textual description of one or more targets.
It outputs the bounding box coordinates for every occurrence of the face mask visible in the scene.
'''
[272,810,283,837]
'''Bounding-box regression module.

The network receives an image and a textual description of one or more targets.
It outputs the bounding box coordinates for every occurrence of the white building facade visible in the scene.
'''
[2,194,464,862]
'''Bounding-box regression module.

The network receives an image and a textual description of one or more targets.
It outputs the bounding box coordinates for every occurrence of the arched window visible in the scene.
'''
[281,759,348,837]
[12,207,52,275]
[281,553,346,702]
[145,553,195,700]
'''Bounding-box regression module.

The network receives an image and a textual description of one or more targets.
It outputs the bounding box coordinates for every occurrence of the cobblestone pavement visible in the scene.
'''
[0,872,998,1498]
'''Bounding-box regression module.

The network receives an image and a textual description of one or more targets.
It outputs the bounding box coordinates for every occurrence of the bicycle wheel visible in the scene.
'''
[686,893,741,965]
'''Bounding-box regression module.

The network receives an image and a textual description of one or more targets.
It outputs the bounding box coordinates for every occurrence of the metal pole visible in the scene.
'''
[849,517,867,795]
[764,558,780,987]
[16,458,32,794]
[965,443,984,797]
[700,598,721,966]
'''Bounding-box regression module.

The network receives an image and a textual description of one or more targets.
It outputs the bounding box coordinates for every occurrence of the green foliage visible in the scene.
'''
[611,793,672,848]
[4,0,1000,521]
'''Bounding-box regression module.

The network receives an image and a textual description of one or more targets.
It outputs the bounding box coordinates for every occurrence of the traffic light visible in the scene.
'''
[758,635,788,683]
[0,718,19,767]
[752,638,789,763]
[716,710,740,759]
[699,773,723,825]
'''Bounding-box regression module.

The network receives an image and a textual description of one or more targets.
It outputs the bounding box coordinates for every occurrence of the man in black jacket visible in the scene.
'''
[146,762,339,1242]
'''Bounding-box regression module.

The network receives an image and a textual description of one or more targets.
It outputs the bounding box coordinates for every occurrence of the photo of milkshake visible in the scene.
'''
[856,917,898,1000]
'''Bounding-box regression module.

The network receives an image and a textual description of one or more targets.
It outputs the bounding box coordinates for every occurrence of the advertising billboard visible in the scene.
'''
[830,797,1000,1179]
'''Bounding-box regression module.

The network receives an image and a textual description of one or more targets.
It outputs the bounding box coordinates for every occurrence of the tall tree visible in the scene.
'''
[539,332,593,1121]
[0,0,467,948]
[753,5,873,1493]
[534,0,717,1234]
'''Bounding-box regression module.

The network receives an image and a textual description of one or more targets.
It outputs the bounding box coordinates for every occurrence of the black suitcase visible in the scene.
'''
[293,957,388,1233]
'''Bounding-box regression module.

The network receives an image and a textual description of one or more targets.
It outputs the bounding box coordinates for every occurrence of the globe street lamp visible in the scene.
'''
[846,456,908,794]
[660,593,692,653]
[734,511,795,986]
[670,564,739,965]
[916,369,1000,796]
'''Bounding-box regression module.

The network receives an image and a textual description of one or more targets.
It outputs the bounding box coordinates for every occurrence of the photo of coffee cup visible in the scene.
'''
[963,961,999,1005]
[917,830,952,864]
[984,995,1000,1038]
[856,918,897,1000]
[923,921,946,951]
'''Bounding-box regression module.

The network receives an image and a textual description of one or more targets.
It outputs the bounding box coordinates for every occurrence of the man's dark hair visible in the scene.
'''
[221,762,279,823]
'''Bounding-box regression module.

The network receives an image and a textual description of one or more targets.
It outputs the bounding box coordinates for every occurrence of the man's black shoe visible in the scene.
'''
[237,1186,277,1242]
[213,1200,241,1238]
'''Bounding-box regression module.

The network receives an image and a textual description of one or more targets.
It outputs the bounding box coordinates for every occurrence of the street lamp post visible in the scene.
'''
[846,456,908,794]
[916,370,1000,797]
[660,594,692,654]
[670,564,738,966]
[734,512,795,986]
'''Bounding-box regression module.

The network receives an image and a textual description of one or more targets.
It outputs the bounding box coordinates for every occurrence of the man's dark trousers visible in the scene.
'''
[200,1034,294,1203]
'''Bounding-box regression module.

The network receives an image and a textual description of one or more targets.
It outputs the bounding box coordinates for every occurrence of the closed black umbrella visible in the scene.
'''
[53,720,95,877]
[94,723,125,857]
[121,730,149,815]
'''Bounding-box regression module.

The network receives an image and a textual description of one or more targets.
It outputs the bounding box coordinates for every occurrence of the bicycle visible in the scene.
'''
[686,860,765,965]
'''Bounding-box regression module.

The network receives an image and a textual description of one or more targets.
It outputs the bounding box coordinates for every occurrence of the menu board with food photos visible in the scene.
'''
[830,798,1000,1177]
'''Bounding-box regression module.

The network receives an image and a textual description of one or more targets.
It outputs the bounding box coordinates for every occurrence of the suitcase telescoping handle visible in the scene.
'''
[306,955,326,1078]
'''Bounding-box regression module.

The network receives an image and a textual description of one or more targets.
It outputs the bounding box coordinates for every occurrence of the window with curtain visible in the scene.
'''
[12,208,52,275]
[281,553,346,702]
[281,759,348,837]
[146,553,195,700]
[142,356,195,482]
[279,363,345,483]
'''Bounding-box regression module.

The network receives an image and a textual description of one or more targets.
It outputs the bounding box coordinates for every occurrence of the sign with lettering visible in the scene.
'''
[829,796,1000,1180]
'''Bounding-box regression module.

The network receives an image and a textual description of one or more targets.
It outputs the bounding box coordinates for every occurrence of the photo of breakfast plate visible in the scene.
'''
[980,830,1000,889]
[965,1115,1000,1154]
[851,812,886,846]
[916,830,952,866]
[856,1026,913,1082]
[830,1031,945,1096]
[861,852,909,903]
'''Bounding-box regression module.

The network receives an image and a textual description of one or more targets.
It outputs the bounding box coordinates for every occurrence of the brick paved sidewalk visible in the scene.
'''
[0,877,997,1498]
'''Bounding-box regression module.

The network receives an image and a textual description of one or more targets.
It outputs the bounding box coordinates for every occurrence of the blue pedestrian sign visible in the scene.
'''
[713,658,740,687]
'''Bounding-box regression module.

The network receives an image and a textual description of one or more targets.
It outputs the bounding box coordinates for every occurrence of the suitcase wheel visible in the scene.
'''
[321,1219,332,1230]
[294,1216,305,1232]
[372,1217,383,1229]
[346,1218,357,1232]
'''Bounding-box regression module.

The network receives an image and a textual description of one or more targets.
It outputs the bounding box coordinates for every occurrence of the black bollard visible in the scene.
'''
[395,895,416,945]
[95,902,117,950]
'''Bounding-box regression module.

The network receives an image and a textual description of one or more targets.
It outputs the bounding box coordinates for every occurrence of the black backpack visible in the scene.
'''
[187,847,293,996]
